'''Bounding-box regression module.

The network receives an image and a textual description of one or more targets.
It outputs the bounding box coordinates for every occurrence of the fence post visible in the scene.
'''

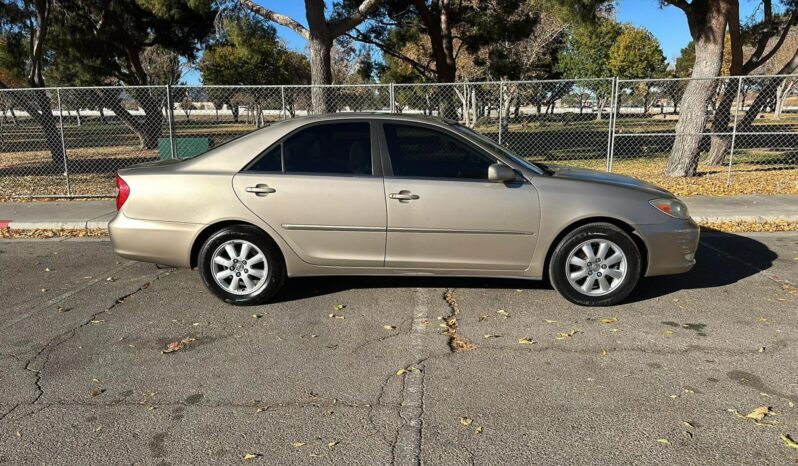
[56,88,71,196]
[607,77,620,172]
[281,86,287,120]
[727,76,744,185]
[165,84,176,159]
[498,80,504,145]
[389,83,395,113]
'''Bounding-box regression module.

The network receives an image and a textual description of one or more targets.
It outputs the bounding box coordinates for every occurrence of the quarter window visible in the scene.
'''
[383,124,494,179]
[249,122,372,175]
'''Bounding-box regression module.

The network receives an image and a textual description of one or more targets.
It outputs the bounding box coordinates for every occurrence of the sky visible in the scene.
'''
[184,0,767,84]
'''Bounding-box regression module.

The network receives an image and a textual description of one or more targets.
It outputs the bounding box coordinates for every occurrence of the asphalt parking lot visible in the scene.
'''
[1,232,797,465]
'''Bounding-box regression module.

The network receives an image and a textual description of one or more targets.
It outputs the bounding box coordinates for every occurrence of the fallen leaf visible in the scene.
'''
[291,441,306,448]
[478,315,489,322]
[44,267,52,272]
[474,426,483,434]
[681,421,694,428]
[106,277,116,282]
[608,328,623,333]
[789,402,795,408]
[89,388,105,398]
[483,334,500,339]
[746,406,772,421]
[383,325,396,330]
[334,304,346,311]
[242,453,262,460]
[518,338,536,345]
[543,319,557,324]
[600,316,618,324]
[251,314,263,319]
[780,434,798,450]
[663,330,674,336]
[657,439,670,445]
[162,337,196,354]
[327,441,339,450]
[459,417,473,427]
[758,347,766,353]
[555,330,580,340]
[328,314,345,319]
[90,320,105,324]
[256,406,270,413]
[396,369,408,376]
[497,309,510,318]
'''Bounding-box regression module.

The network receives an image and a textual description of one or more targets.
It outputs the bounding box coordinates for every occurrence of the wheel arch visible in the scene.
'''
[190,220,285,269]
[542,216,649,280]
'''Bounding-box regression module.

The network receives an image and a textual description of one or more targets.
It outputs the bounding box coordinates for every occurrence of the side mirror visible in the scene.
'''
[488,163,516,182]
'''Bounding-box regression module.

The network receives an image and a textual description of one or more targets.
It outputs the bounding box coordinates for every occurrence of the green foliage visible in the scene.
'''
[557,19,621,80]
[674,41,695,78]
[607,25,666,79]
[199,14,310,85]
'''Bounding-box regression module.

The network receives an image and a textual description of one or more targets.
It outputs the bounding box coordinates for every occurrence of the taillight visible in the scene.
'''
[116,175,130,210]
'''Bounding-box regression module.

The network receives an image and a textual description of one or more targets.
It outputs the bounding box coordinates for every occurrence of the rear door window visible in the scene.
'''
[249,122,372,175]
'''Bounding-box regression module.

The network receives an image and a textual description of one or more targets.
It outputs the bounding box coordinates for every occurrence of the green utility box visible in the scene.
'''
[158,137,210,160]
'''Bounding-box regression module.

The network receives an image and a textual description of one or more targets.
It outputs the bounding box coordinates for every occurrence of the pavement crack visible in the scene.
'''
[0,404,19,423]
[25,270,169,405]
[442,289,476,353]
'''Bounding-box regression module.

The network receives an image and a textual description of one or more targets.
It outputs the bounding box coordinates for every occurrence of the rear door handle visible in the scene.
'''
[245,184,277,196]
[389,190,420,202]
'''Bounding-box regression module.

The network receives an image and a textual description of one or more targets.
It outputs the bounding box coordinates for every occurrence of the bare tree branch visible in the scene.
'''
[239,0,310,40]
[662,0,692,13]
[745,8,798,73]
[345,30,435,78]
[330,0,382,37]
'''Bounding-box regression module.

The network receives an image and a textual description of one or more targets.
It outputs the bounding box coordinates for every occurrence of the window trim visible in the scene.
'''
[242,119,382,177]
[377,120,509,182]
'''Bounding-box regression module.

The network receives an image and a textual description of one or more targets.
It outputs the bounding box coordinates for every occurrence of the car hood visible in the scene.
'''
[548,165,673,197]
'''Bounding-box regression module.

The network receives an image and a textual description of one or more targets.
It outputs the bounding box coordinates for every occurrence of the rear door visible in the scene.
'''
[380,122,540,271]
[233,121,387,267]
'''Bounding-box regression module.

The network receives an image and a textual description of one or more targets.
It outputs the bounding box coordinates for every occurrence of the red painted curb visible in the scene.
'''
[0,220,11,228]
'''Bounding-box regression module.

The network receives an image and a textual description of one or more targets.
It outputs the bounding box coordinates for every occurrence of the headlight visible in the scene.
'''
[649,198,690,219]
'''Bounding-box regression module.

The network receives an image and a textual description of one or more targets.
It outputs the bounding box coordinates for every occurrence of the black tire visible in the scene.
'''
[198,225,285,305]
[548,223,641,307]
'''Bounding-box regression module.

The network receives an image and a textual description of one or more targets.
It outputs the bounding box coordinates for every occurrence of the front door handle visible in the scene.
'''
[389,190,420,202]
[245,184,277,196]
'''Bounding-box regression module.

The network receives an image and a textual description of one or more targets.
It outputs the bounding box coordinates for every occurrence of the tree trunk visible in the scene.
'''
[99,107,107,124]
[706,79,739,165]
[309,36,333,114]
[76,108,81,126]
[19,90,66,166]
[101,89,163,149]
[595,96,605,121]
[664,1,730,177]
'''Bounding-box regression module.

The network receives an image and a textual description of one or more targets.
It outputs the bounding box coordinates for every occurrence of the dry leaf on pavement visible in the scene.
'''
[162,337,196,354]
[459,417,473,427]
[780,434,798,450]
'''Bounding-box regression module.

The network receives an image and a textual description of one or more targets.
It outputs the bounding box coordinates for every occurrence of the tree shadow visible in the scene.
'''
[272,232,775,305]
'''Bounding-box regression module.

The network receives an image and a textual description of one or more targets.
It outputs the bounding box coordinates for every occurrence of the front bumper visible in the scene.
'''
[109,212,202,268]
[636,217,700,277]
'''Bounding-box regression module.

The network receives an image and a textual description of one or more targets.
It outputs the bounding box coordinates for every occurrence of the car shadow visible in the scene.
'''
[627,231,777,302]
[272,232,776,305]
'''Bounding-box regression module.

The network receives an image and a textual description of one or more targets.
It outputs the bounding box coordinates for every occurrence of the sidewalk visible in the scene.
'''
[0,195,797,230]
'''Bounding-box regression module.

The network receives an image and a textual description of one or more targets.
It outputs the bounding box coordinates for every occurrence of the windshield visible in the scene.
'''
[450,124,546,175]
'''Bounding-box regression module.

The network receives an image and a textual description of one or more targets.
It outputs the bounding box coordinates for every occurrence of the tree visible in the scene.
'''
[557,18,622,119]
[705,1,798,165]
[48,0,215,149]
[0,0,66,165]
[659,0,734,177]
[199,12,311,122]
[608,25,667,115]
[239,0,382,113]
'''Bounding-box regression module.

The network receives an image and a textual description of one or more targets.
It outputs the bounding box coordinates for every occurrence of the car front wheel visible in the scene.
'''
[549,223,641,306]
[198,226,285,305]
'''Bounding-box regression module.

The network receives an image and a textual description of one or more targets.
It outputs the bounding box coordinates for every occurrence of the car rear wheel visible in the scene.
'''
[198,226,284,305]
[549,223,641,306]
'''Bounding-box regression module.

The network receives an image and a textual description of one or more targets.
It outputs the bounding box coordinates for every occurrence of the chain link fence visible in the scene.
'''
[1,76,796,198]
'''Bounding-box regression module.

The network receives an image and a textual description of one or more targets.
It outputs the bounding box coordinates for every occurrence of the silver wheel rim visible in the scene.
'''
[565,239,627,297]
[210,240,269,296]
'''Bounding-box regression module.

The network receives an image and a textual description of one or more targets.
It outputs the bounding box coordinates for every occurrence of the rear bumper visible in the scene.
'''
[109,212,201,268]
[637,217,700,277]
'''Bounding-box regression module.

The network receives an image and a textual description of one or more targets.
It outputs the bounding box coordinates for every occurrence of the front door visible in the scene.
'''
[381,123,540,271]
[233,121,386,267]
